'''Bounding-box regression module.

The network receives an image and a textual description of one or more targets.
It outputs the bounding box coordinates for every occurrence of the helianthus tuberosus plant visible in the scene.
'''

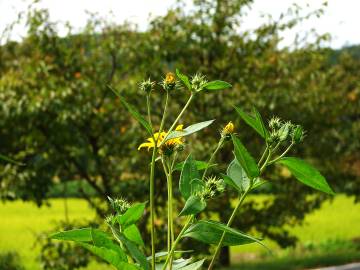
[50,69,334,270]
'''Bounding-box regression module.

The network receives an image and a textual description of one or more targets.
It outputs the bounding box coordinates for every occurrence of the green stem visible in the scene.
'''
[149,146,157,270]
[207,189,250,270]
[202,137,224,180]
[257,144,269,167]
[268,142,294,166]
[160,94,194,147]
[159,91,169,135]
[162,216,193,270]
[146,94,153,130]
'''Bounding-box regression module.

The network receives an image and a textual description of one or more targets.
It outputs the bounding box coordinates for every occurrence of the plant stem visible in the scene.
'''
[202,137,224,180]
[159,91,169,134]
[162,216,193,270]
[149,146,157,270]
[146,94,153,130]
[207,188,250,270]
[268,142,295,166]
[160,94,194,147]
[257,144,269,167]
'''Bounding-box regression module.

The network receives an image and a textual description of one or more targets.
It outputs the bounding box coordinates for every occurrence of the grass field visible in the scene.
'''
[1,195,360,270]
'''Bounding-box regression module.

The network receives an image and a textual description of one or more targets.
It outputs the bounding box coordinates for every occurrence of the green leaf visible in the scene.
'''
[252,107,269,139]
[172,258,193,269]
[119,233,150,270]
[146,251,193,261]
[183,220,267,249]
[179,195,206,216]
[174,160,215,171]
[225,159,250,192]
[123,224,145,247]
[251,178,268,190]
[179,155,200,200]
[231,135,260,179]
[50,228,94,242]
[91,229,128,261]
[79,243,139,270]
[234,106,268,138]
[277,157,335,195]
[178,259,205,270]
[108,86,152,136]
[203,80,232,91]
[165,120,215,141]
[118,202,146,228]
[176,69,191,90]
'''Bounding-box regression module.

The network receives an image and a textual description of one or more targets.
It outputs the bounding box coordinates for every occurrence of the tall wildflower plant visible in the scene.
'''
[51,69,334,270]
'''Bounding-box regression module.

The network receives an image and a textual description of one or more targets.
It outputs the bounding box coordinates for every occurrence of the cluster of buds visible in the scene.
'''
[161,72,178,91]
[108,196,131,214]
[139,78,156,94]
[267,117,304,145]
[191,73,207,92]
[198,176,225,200]
[221,121,235,139]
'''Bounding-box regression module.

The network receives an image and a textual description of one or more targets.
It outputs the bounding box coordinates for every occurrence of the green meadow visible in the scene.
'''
[1,195,360,270]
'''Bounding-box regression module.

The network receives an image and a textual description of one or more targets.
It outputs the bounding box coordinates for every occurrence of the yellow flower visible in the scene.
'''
[165,72,176,84]
[138,125,184,152]
[222,121,235,135]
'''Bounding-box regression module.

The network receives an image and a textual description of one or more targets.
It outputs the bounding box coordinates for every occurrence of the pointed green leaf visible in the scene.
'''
[118,202,146,228]
[179,195,206,216]
[123,224,144,247]
[277,157,335,195]
[226,159,251,192]
[252,107,269,139]
[165,120,215,141]
[234,106,268,138]
[231,135,260,179]
[183,220,267,250]
[178,259,205,270]
[108,86,152,136]
[203,80,232,91]
[119,233,150,270]
[146,251,193,261]
[176,69,191,90]
[79,243,139,270]
[50,228,94,242]
[91,229,128,261]
[179,155,200,200]
[174,160,215,171]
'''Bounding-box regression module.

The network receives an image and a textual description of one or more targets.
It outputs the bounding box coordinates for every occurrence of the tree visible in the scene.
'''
[0,0,359,267]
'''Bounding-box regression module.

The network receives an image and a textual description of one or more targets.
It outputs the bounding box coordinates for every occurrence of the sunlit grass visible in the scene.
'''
[1,195,360,270]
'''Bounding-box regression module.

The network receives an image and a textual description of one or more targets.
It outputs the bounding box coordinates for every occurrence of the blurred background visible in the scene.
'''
[0,0,360,269]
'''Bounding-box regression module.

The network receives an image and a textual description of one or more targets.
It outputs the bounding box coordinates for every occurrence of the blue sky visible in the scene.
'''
[0,0,359,48]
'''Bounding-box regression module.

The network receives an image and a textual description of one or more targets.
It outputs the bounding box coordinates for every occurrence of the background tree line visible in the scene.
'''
[0,0,359,267]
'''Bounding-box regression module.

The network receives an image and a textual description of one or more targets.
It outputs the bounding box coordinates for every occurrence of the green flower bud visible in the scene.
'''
[191,73,207,92]
[202,176,225,199]
[108,196,131,214]
[269,117,282,130]
[291,125,304,144]
[278,121,292,142]
[139,78,155,93]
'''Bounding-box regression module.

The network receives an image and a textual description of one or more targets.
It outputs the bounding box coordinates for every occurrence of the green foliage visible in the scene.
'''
[278,157,335,195]
[179,155,201,200]
[0,251,24,270]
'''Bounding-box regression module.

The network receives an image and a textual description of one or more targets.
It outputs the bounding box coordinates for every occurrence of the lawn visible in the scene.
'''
[1,195,360,270]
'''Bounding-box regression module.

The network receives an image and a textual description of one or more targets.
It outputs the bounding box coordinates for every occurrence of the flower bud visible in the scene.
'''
[162,72,177,91]
[201,176,225,199]
[139,78,155,93]
[291,125,304,144]
[221,121,235,138]
[191,73,207,92]
[268,117,282,130]
[278,122,292,142]
[108,196,131,214]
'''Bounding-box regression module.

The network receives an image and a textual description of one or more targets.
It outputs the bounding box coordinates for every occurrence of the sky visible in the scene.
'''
[0,0,359,48]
